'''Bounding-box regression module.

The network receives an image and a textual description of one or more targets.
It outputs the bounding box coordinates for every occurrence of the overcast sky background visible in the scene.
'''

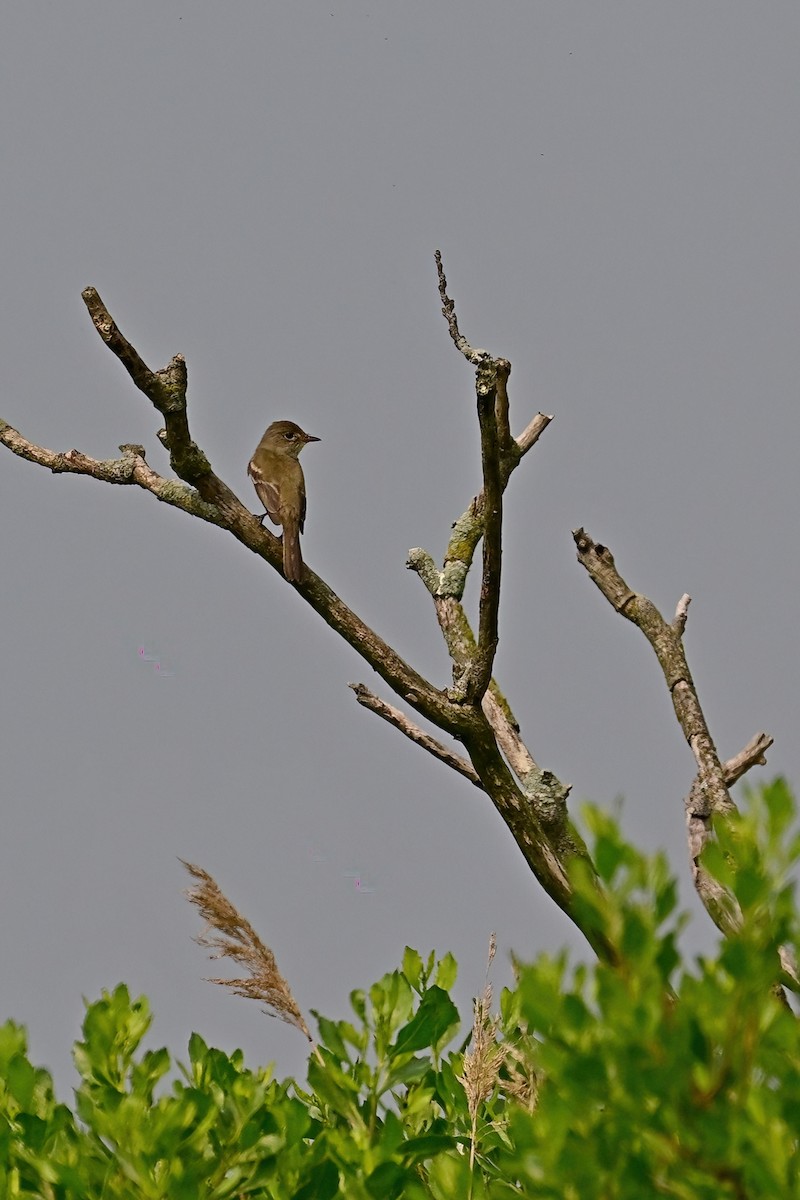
[3,3,799,1097]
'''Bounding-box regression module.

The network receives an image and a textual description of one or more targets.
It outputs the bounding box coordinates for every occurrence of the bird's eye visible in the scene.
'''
[283,432,295,441]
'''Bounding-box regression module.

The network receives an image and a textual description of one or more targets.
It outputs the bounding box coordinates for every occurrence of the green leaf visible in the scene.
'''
[308,1052,362,1114]
[426,1148,473,1198]
[366,1161,409,1199]
[595,832,625,882]
[350,988,368,1024]
[403,947,424,992]
[401,1133,458,1163]
[761,777,794,837]
[188,1031,208,1068]
[434,952,458,993]
[392,987,460,1057]
[6,1054,36,1109]
[295,1158,340,1200]
[386,1055,430,1090]
[314,1014,350,1062]
[0,1022,28,1073]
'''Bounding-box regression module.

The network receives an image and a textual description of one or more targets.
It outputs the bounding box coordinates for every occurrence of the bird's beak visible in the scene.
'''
[304,434,321,443]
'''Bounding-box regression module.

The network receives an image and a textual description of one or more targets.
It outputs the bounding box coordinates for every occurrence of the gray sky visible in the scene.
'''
[3,3,799,1095]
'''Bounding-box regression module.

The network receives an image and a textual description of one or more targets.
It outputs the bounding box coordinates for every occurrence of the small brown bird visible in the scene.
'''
[248,420,320,582]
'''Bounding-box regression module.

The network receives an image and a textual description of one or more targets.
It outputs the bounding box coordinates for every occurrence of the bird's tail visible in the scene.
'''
[282,520,303,582]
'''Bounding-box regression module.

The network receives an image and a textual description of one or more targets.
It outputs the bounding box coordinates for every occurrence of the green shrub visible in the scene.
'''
[1,781,798,1198]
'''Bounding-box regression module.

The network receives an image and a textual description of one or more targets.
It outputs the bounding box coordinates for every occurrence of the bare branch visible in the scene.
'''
[573,527,734,819]
[481,690,537,782]
[572,529,779,975]
[3,427,457,744]
[414,264,550,623]
[515,411,553,455]
[0,423,225,523]
[349,683,483,788]
[405,546,442,592]
[82,287,192,449]
[673,593,691,635]
[685,731,774,935]
[464,358,505,704]
[721,731,773,786]
[82,286,170,401]
[460,718,618,965]
[494,359,513,462]
[405,557,532,772]
[81,288,241,516]
[435,250,489,365]
[400,569,572,830]
[409,412,552,608]
[403,563,535,776]
[404,338,572,840]
[301,570,462,732]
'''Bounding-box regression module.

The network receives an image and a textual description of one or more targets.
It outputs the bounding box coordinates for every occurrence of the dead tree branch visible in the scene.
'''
[409,256,574,846]
[435,250,489,366]
[573,526,775,940]
[465,357,505,704]
[685,731,774,936]
[0,423,224,522]
[573,527,734,820]
[349,683,483,788]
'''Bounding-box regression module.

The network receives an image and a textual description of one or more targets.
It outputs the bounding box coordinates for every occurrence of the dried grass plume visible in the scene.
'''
[458,934,538,1194]
[181,859,314,1047]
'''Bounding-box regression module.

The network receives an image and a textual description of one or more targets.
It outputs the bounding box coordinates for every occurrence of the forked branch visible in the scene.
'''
[573,527,734,819]
[573,526,774,938]
[349,683,483,788]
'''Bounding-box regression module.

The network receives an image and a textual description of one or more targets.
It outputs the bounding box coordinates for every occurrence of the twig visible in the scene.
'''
[407,413,552,608]
[0,423,224,522]
[82,287,192,452]
[573,527,734,819]
[573,529,779,944]
[720,731,773,786]
[465,359,505,704]
[493,359,513,462]
[515,412,553,456]
[685,732,774,935]
[481,691,536,783]
[672,593,691,635]
[81,288,244,519]
[349,684,483,788]
[435,250,488,365]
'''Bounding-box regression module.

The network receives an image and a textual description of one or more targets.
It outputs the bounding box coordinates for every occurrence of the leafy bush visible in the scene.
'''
[1,780,798,1198]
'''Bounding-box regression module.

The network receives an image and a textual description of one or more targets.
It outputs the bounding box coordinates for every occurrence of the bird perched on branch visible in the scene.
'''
[248,420,320,582]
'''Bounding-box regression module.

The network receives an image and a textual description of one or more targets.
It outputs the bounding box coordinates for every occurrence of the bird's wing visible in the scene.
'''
[248,460,282,525]
[299,481,307,534]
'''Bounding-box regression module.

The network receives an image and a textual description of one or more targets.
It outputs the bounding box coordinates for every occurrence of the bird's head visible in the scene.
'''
[260,420,320,458]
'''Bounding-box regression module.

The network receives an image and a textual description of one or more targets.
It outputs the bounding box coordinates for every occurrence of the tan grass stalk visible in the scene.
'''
[181,860,319,1057]
[458,934,508,1191]
[458,934,540,1194]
